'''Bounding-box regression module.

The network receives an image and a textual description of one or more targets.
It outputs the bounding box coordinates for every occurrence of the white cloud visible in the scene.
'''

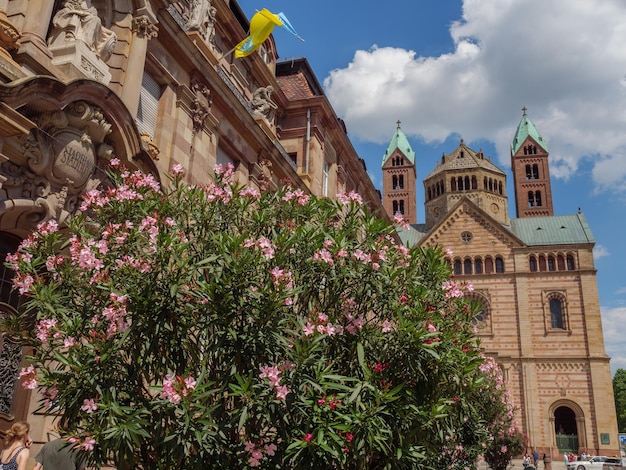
[324,0,626,195]
[601,305,626,375]
[593,244,610,261]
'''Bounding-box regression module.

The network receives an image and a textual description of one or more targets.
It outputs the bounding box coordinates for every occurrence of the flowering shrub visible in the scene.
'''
[6,162,519,469]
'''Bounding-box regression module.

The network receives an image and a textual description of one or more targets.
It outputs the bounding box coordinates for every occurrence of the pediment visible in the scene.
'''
[418,198,525,252]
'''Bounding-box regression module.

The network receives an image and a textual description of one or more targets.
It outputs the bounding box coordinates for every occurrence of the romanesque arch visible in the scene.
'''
[549,399,587,454]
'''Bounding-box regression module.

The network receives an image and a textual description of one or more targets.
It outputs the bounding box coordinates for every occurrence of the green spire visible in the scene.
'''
[511,107,548,154]
[382,120,416,166]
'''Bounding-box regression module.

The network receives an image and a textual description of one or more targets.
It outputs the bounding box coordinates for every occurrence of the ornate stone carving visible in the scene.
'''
[256,158,274,192]
[1,101,113,227]
[251,86,277,122]
[132,15,158,40]
[0,9,20,52]
[48,0,117,62]
[0,336,23,416]
[190,81,212,134]
[186,0,217,45]
[140,133,160,161]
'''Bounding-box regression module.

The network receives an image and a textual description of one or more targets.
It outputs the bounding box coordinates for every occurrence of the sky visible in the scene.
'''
[241,0,626,376]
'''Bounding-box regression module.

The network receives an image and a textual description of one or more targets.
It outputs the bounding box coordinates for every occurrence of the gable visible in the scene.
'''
[418,199,525,255]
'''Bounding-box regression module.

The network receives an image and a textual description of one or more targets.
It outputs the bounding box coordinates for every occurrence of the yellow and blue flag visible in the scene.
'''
[235,9,303,59]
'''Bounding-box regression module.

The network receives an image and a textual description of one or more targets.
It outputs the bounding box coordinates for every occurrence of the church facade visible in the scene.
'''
[0,0,383,447]
[383,114,619,459]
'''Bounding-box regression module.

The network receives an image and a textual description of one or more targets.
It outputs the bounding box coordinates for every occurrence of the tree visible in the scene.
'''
[6,161,521,469]
[613,368,626,433]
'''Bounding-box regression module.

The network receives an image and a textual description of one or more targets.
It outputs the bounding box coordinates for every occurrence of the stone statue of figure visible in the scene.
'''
[186,0,217,44]
[251,86,277,121]
[49,0,117,61]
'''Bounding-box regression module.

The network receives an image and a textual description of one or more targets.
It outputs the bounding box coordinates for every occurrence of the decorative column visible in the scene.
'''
[0,1,24,80]
[16,0,55,59]
[120,15,158,115]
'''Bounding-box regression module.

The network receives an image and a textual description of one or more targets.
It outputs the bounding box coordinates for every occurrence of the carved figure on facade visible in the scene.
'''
[132,15,158,41]
[251,86,277,122]
[186,0,217,45]
[190,81,212,134]
[48,0,117,61]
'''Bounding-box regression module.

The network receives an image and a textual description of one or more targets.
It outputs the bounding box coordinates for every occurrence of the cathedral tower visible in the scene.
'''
[423,139,508,229]
[510,108,554,217]
[382,121,417,223]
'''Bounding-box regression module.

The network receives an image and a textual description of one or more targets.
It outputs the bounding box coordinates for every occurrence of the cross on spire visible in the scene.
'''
[522,106,527,116]
[396,119,401,129]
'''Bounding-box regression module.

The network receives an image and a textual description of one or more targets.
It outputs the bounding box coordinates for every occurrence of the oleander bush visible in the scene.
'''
[6,161,523,469]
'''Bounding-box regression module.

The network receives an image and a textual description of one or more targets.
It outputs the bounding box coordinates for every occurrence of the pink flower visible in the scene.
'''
[170,163,185,176]
[393,213,410,230]
[81,437,96,451]
[259,365,281,386]
[304,433,313,442]
[12,274,34,295]
[336,190,363,205]
[81,398,98,414]
[381,320,394,333]
[184,375,197,391]
[264,443,277,456]
[303,322,315,336]
[275,385,290,400]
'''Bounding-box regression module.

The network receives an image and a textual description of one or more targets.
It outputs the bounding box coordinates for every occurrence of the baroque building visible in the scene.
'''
[0,0,384,448]
[382,111,619,459]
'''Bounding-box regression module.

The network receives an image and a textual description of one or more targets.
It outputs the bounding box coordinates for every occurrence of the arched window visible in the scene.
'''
[548,256,556,271]
[464,258,472,275]
[489,178,493,192]
[398,175,404,189]
[526,164,532,179]
[471,175,477,190]
[451,177,457,191]
[392,175,398,188]
[399,200,405,214]
[535,191,542,207]
[484,177,488,189]
[557,255,565,271]
[427,187,432,201]
[454,259,462,275]
[533,164,539,179]
[457,176,463,191]
[392,200,398,214]
[466,292,491,332]
[495,257,504,273]
[539,255,546,272]
[528,191,535,207]
[566,255,575,270]
[498,181,503,195]
[484,257,494,274]
[529,256,537,272]
[475,258,483,274]
[549,296,565,329]
[464,176,470,190]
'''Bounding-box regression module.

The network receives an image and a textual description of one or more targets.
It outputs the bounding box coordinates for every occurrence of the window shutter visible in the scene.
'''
[136,72,161,138]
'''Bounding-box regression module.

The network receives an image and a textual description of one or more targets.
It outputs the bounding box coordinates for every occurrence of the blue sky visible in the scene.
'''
[241,0,626,376]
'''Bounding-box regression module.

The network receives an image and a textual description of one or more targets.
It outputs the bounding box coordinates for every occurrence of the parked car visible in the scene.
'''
[566,456,622,470]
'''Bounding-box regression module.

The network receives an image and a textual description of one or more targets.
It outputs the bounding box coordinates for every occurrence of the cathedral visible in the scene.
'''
[382,112,619,459]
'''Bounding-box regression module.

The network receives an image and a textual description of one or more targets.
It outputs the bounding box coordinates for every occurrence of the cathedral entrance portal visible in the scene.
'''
[554,404,581,454]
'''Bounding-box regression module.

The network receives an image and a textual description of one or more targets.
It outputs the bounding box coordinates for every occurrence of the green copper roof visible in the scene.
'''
[382,122,416,166]
[510,212,594,245]
[511,109,548,154]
